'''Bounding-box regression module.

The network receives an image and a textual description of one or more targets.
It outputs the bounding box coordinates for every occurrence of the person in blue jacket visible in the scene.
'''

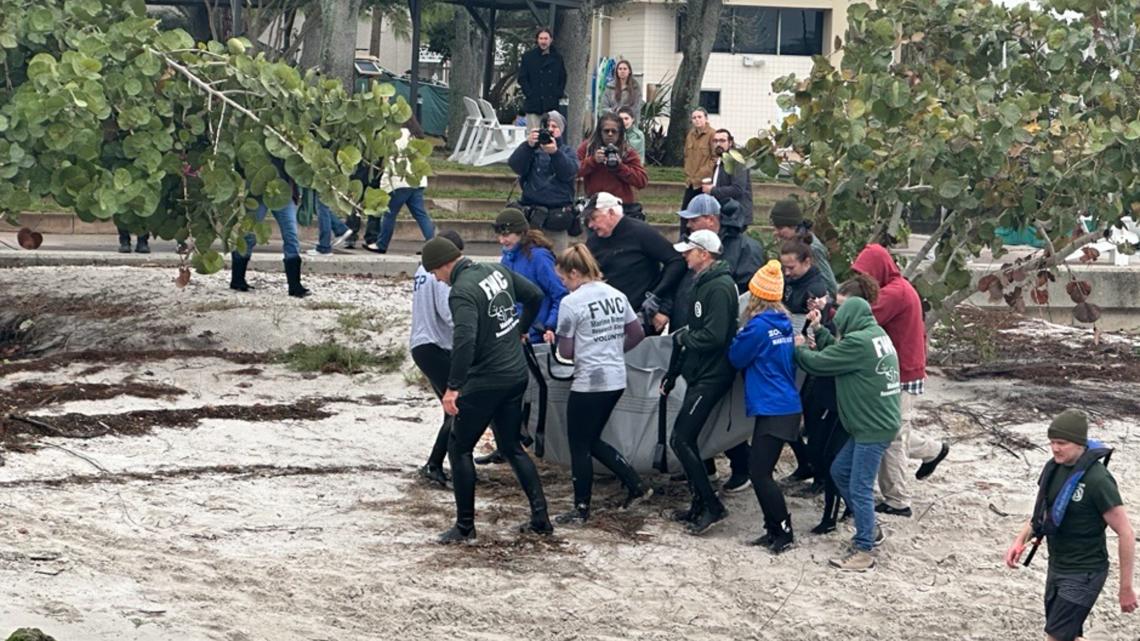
[494,208,568,343]
[729,260,803,553]
[507,110,578,213]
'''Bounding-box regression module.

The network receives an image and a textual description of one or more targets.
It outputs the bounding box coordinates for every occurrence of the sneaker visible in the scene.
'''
[418,464,449,488]
[916,443,950,480]
[875,503,913,518]
[781,466,814,483]
[364,242,387,254]
[554,505,589,525]
[873,524,888,547]
[767,528,795,554]
[330,229,354,249]
[722,473,752,494]
[438,524,476,544]
[811,520,837,535]
[305,248,331,256]
[621,486,654,509]
[686,506,728,536]
[672,499,701,524]
[747,533,774,547]
[829,546,876,571]
[135,239,150,254]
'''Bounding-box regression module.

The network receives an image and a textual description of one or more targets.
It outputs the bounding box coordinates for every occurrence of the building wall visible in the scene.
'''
[607,0,845,140]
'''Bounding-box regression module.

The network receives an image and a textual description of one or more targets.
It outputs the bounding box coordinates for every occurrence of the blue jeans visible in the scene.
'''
[314,196,349,253]
[830,439,890,551]
[377,187,434,250]
[236,200,301,260]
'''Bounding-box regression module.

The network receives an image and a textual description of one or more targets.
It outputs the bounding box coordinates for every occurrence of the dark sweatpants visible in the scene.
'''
[670,383,729,513]
[567,389,644,507]
[448,381,547,529]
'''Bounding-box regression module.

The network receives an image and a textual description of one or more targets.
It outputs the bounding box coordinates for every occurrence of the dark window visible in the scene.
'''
[699,90,720,115]
[678,7,826,56]
[778,9,826,56]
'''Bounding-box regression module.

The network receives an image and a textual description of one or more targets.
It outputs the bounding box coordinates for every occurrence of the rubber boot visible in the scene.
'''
[766,518,794,554]
[118,230,132,254]
[283,256,309,298]
[134,235,150,254]
[230,252,253,292]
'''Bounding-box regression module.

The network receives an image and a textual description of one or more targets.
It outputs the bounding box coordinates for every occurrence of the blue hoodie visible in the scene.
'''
[501,244,568,342]
[729,308,801,417]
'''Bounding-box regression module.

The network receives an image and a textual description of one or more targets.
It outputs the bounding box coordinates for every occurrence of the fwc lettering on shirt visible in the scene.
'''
[587,296,626,319]
[479,271,520,337]
[871,334,901,395]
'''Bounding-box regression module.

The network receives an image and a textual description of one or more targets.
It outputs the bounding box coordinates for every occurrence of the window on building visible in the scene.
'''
[699,90,721,115]
[677,7,826,56]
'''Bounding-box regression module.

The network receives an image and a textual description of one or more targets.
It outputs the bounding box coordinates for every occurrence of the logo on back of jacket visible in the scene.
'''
[871,335,901,395]
[479,271,520,338]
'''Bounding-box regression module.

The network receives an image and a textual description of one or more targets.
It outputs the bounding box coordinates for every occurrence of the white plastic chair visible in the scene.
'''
[447,97,484,162]
[470,98,528,166]
[455,97,495,164]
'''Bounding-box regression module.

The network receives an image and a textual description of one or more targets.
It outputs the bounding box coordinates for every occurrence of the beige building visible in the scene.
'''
[598,0,850,140]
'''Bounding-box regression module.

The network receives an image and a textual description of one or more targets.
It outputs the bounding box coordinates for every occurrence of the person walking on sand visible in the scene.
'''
[729,260,801,553]
[545,244,652,525]
[420,236,552,543]
[410,231,467,489]
[667,229,739,535]
[794,297,900,571]
[1005,409,1136,641]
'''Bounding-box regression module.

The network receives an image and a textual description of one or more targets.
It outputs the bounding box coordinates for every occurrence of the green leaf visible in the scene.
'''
[113,168,132,190]
[848,3,870,22]
[362,187,389,213]
[1123,121,1140,141]
[192,249,225,274]
[0,115,8,132]
[998,102,1022,128]
[885,80,908,109]
[337,145,362,174]
[28,7,55,32]
[938,178,964,199]
[848,98,867,119]
[263,178,291,210]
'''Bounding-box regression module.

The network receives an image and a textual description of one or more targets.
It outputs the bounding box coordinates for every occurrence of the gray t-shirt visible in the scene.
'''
[556,281,636,393]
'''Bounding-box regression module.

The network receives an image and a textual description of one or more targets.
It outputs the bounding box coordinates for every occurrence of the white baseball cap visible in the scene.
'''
[673,229,722,255]
[584,192,623,218]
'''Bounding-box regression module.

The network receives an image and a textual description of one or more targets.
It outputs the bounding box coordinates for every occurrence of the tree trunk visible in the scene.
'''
[446,10,486,148]
[319,0,363,92]
[556,5,593,149]
[369,6,383,57]
[298,8,323,71]
[663,0,722,165]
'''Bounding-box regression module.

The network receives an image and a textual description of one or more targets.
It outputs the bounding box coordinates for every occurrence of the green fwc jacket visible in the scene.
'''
[447,259,543,394]
[794,297,901,443]
[679,260,739,387]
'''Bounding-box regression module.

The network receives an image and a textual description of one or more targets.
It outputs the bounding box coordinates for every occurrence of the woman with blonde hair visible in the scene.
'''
[728,260,803,553]
[544,244,650,525]
[603,60,643,115]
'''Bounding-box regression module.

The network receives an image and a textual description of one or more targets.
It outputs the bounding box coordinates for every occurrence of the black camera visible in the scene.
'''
[604,144,621,169]
[537,128,554,145]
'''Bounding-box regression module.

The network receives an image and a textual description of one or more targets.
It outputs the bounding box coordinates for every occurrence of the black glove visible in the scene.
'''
[639,292,661,323]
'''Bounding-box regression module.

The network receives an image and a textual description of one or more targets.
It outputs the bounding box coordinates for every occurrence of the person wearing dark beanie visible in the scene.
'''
[769,199,804,228]
[769,199,836,294]
[421,235,553,544]
[1004,408,1136,639]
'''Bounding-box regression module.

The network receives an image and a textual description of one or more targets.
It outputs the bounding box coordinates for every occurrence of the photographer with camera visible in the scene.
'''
[577,112,648,217]
[508,111,579,251]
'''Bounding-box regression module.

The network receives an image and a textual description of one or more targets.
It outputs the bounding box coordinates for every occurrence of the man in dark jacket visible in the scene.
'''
[585,192,686,335]
[517,28,566,130]
[668,229,740,535]
[421,236,552,544]
[508,110,578,210]
[670,194,763,492]
[704,129,754,228]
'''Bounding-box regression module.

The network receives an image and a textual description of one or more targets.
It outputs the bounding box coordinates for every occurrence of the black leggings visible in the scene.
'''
[567,389,644,507]
[803,376,849,524]
[448,381,547,529]
[749,414,802,532]
[670,383,729,511]
[411,343,452,469]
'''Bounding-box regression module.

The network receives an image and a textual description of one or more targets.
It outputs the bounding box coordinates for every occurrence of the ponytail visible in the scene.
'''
[556,244,604,281]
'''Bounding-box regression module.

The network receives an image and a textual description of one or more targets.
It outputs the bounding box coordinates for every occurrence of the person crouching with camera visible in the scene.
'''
[507,110,580,252]
[577,112,649,219]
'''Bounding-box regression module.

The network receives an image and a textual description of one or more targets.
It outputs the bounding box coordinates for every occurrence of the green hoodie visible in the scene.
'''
[794,297,901,443]
[447,259,543,394]
[679,260,739,387]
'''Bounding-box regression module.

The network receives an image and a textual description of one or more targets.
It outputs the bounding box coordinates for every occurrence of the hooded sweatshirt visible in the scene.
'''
[794,297,901,444]
[729,308,800,417]
[500,243,567,341]
[851,244,927,383]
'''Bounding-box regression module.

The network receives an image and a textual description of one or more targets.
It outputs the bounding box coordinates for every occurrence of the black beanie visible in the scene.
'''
[1047,409,1089,446]
[421,237,461,271]
[770,199,803,228]
[439,230,465,251]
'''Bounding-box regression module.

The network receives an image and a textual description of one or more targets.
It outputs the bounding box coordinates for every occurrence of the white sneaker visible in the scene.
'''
[305,249,330,257]
[330,230,354,249]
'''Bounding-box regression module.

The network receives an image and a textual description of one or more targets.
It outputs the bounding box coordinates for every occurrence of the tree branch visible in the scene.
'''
[904,208,960,280]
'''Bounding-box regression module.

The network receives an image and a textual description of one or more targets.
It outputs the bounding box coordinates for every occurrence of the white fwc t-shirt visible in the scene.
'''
[556,281,636,393]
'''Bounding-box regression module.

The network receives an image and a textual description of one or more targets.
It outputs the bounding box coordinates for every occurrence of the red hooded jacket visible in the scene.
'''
[577,141,648,204]
[851,244,927,383]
